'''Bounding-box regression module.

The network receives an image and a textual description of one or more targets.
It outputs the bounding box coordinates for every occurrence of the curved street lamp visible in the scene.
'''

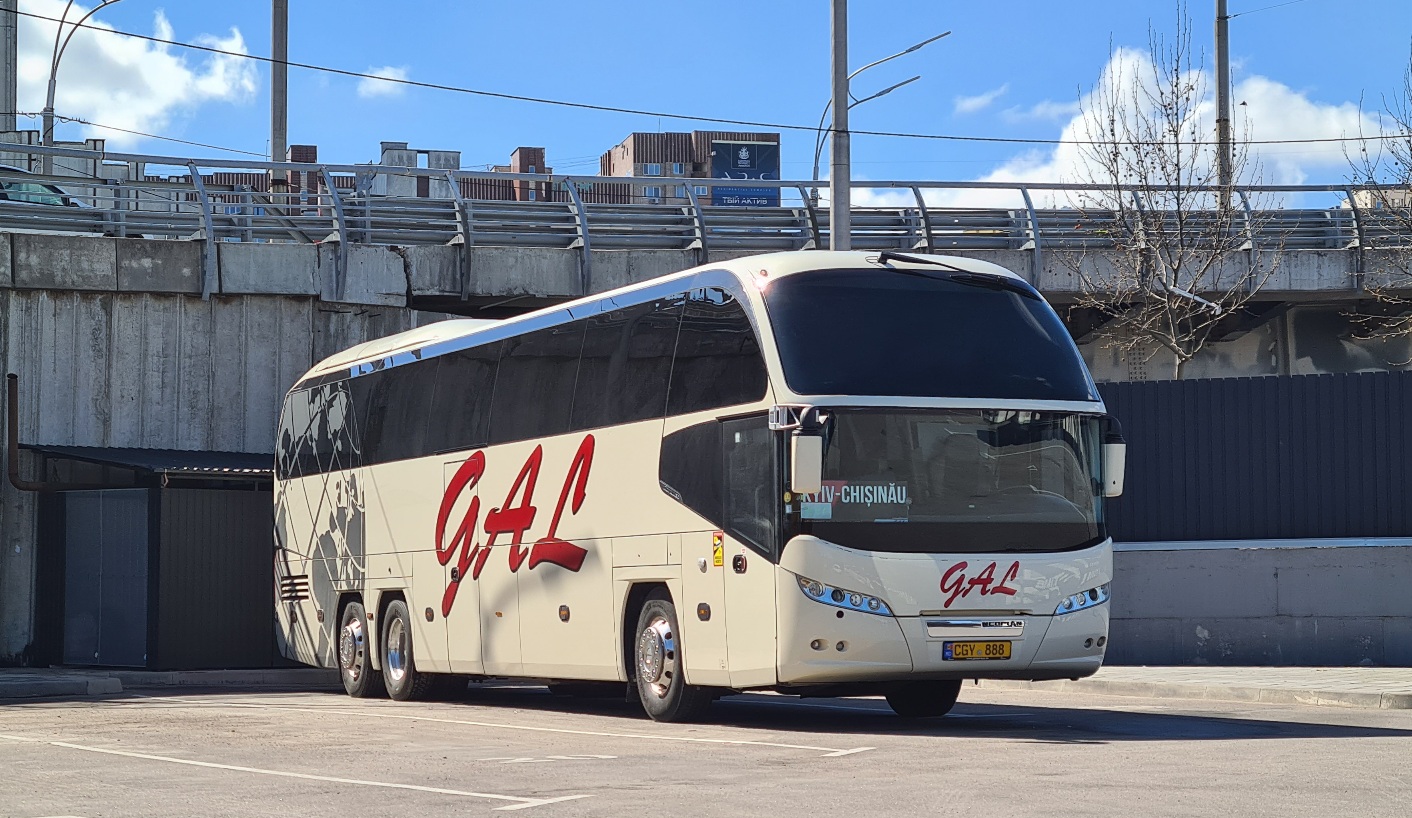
[41,0,126,175]
[813,30,949,202]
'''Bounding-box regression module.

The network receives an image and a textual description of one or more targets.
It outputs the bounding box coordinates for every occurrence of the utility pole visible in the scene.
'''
[829,0,850,251]
[0,0,16,133]
[271,0,289,189]
[1215,0,1233,210]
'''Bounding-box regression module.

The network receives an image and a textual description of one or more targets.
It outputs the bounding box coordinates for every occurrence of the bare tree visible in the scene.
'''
[1063,10,1278,379]
[1349,48,1412,339]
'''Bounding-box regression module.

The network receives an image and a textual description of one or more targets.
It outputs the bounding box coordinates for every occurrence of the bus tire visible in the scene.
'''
[633,593,712,722]
[338,600,385,699]
[381,599,433,701]
[885,680,963,718]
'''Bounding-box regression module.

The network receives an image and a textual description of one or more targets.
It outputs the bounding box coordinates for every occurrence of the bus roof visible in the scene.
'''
[296,251,1027,383]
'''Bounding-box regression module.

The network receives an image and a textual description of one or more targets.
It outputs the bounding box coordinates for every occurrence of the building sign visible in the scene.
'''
[710,141,780,207]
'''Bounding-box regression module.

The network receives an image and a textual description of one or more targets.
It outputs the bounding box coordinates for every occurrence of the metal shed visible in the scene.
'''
[24,446,279,670]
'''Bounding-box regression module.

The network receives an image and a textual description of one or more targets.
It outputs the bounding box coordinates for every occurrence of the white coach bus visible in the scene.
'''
[274,250,1125,721]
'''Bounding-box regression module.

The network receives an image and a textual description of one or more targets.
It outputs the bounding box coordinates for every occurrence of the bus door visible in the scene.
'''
[720,416,780,688]
[435,456,484,674]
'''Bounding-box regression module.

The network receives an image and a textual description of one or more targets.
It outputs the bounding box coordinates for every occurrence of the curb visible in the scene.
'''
[1,668,340,700]
[111,669,341,689]
[0,677,123,700]
[978,678,1412,710]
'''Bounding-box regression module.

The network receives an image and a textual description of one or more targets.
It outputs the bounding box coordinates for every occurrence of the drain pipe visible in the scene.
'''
[6,373,106,492]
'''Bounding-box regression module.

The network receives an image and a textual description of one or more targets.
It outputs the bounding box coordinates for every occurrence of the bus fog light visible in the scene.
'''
[835,641,847,652]
[810,639,827,651]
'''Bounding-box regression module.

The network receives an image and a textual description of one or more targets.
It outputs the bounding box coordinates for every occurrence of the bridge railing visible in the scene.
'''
[0,142,1405,297]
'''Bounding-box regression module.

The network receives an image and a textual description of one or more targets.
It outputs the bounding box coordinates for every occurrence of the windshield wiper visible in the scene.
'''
[947,272,1041,300]
[870,251,1040,300]
[873,250,970,273]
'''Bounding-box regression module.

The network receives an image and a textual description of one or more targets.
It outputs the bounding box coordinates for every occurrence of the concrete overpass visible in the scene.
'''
[1,143,1409,668]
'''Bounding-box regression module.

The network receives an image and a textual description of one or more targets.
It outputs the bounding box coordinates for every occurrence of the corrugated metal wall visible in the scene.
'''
[155,489,276,670]
[1099,371,1412,542]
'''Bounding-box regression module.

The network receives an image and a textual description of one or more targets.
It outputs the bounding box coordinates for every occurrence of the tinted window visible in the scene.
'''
[426,340,500,454]
[667,288,768,415]
[489,322,586,444]
[354,356,439,464]
[276,381,360,480]
[722,415,779,556]
[572,298,681,430]
[763,269,1097,401]
[658,420,723,526]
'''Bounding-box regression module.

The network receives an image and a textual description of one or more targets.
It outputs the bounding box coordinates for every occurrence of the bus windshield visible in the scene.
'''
[797,410,1105,554]
[762,268,1097,401]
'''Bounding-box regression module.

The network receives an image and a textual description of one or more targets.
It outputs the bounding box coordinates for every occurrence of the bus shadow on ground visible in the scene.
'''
[433,683,1412,745]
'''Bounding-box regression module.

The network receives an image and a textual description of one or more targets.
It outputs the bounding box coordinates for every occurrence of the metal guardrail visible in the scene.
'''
[0,142,1405,299]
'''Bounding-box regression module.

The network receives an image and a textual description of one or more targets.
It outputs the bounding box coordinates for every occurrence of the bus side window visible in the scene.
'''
[356,357,438,465]
[279,382,360,478]
[667,288,767,416]
[572,298,681,431]
[659,420,724,526]
[722,415,778,558]
[425,340,500,454]
[489,322,587,445]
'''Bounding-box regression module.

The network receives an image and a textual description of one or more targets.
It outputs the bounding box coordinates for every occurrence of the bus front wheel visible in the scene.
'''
[634,593,712,722]
[338,600,385,699]
[885,680,963,718]
[381,599,434,701]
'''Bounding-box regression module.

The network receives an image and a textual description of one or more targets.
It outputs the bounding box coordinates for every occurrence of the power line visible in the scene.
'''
[1230,0,1312,19]
[2,110,265,157]
[12,6,1406,149]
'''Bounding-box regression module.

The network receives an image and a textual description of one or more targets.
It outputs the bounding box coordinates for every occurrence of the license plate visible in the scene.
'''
[943,640,1011,660]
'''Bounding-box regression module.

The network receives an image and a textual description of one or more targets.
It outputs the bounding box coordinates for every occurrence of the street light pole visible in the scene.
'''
[813,30,948,206]
[1215,0,1233,210]
[813,74,919,185]
[42,0,125,175]
[829,0,850,250]
[271,0,288,189]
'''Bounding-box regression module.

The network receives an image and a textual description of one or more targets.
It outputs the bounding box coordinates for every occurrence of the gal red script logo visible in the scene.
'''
[435,434,596,616]
[939,560,1020,608]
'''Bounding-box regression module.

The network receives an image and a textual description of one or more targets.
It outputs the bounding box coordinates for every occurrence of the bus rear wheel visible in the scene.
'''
[338,600,385,699]
[885,680,963,718]
[381,599,434,701]
[634,593,712,722]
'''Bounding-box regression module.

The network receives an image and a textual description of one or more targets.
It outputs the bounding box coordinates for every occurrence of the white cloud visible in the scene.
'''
[953,84,1008,115]
[857,48,1386,210]
[357,66,410,99]
[16,1,257,149]
[1001,99,1082,123]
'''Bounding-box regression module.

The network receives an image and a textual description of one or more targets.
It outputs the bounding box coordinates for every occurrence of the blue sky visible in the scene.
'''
[14,0,1412,191]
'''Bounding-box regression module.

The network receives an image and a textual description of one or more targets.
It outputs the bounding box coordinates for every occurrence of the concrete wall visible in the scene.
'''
[1109,544,1412,666]
[0,235,460,662]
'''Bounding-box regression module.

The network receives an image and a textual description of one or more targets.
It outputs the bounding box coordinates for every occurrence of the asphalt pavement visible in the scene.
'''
[3,664,1412,708]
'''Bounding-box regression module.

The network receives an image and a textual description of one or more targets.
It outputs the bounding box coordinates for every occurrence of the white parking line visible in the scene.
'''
[0,733,588,811]
[146,697,875,758]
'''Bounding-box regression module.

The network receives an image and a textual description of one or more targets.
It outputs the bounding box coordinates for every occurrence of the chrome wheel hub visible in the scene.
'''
[339,618,365,681]
[386,617,408,683]
[637,617,676,699]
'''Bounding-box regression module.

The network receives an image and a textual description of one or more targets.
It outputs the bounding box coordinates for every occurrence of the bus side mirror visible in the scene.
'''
[1102,417,1126,498]
[790,434,823,495]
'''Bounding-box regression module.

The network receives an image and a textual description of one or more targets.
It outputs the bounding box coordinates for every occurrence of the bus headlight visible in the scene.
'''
[1054,583,1110,616]
[795,575,892,616]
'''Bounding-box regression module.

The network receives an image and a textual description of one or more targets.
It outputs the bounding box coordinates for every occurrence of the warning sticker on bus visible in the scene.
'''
[798,480,910,522]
